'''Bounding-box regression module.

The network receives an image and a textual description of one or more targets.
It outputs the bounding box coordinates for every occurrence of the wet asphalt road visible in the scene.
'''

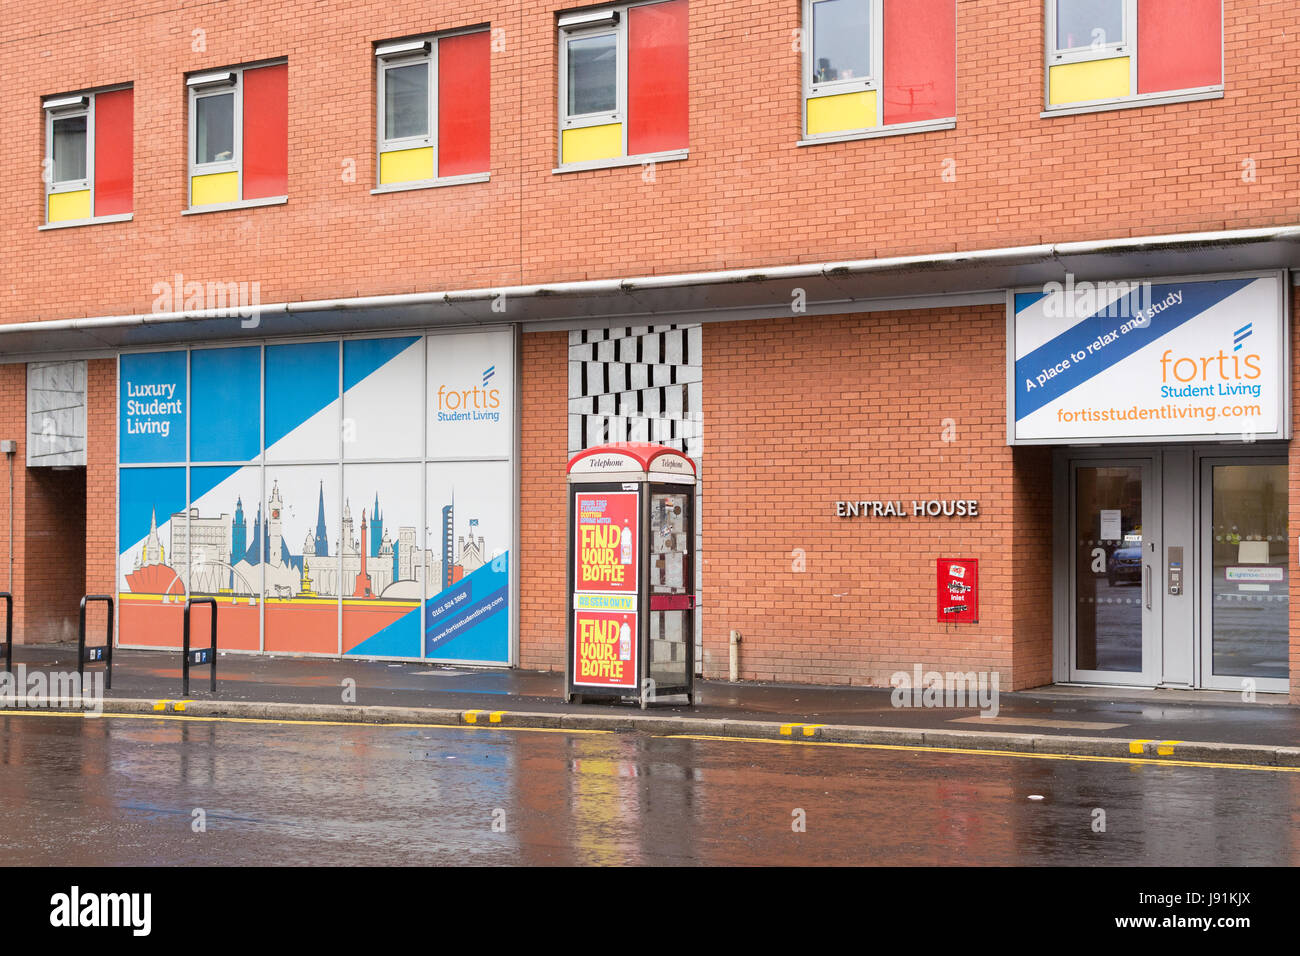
[0,712,1296,866]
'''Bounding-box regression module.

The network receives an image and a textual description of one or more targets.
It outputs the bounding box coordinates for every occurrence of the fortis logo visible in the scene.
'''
[436,367,502,411]
[1159,346,1261,384]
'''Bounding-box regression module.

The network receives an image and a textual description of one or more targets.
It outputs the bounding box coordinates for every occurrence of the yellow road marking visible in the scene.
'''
[0,709,606,735]
[0,711,1277,770]
[666,734,1299,774]
[152,699,193,713]
[780,723,825,737]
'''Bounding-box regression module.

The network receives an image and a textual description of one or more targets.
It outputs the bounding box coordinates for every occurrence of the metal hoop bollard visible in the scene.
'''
[0,593,12,674]
[183,597,218,696]
[78,595,115,690]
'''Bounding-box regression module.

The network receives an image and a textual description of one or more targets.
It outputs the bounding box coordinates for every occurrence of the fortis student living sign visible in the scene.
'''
[1009,273,1288,444]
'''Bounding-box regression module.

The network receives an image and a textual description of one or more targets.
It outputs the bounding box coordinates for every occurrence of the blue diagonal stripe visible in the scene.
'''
[1015,278,1254,422]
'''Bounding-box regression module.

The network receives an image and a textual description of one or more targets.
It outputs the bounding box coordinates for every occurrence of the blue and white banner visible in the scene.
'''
[1010,274,1287,443]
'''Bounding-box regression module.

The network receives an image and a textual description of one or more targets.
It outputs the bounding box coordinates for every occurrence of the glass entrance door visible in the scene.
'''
[1200,458,1289,693]
[1069,459,1162,685]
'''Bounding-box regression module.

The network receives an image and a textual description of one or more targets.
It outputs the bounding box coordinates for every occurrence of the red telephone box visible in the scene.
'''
[566,443,697,707]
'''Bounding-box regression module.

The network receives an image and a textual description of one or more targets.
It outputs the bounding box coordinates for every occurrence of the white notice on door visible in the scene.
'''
[1099,510,1122,541]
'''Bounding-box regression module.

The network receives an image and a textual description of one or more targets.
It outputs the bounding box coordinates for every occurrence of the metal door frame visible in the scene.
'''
[1055,442,1289,690]
[1197,453,1290,694]
[1056,449,1163,686]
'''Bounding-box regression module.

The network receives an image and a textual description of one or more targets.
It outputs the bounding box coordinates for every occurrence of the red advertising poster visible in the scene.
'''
[575,491,639,594]
[937,559,978,623]
[573,609,638,688]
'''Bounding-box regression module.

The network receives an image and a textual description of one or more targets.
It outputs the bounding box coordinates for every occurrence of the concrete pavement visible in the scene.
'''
[4,643,1298,768]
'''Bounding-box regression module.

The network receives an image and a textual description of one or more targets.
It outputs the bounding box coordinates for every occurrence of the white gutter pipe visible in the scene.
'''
[2,225,1298,338]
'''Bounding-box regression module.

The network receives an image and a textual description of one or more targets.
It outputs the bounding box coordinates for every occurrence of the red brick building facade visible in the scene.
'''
[1,0,1297,700]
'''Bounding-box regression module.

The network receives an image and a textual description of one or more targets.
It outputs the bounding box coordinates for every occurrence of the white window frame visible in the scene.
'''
[185,60,289,213]
[1047,0,1132,65]
[44,95,91,210]
[372,28,492,193]
[804,0,882,100]
[799,0,955,146]
[188,70,241,206]
[1043,0,1225,117]
[555,1,689,173]
[42,89,136,230]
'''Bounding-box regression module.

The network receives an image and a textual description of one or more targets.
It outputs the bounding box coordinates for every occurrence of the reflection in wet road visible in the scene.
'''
[0,713,1295,866]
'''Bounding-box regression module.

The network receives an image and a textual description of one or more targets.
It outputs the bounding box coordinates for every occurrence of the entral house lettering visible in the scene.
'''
[836,500,980,518]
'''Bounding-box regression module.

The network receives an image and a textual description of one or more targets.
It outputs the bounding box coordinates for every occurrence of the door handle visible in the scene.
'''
[1144,565,1151,610]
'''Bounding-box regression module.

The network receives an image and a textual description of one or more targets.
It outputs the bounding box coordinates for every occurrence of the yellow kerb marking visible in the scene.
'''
[668,734,1297,774]
[1129,738,1153,754]
[0,710,607,735]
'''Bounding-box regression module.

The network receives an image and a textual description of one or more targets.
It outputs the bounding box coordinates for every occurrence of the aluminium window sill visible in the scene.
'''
[798,118,956,147]
[370,172,490,194]
[39,213,133,231]
[183,195,288,216]
[553,148,688,175]
[1042,87,1224,119]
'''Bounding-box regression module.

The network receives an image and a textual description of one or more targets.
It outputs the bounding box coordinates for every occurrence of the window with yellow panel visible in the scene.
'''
[1044,0,1223,116]
[374,28,491,192]
[43,86,134,229]
[186,61,288,213]
[800,0,956,145]
[556,2,690,172]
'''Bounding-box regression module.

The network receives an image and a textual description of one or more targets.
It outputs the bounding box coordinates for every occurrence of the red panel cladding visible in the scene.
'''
[1138,0,1222,94]
[627,0,689,155]
[242,62,288,199]
[883,0,956,126]
[438,30,491,176]
[93,87,133,216]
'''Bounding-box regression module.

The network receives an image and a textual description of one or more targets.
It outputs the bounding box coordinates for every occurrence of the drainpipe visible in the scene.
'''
[2,224,1298,340]
[729,630,742,683]
[1,440,14,593]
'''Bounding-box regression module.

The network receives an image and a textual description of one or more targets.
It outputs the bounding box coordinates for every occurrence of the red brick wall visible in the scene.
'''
[1011,445,1055,688]
[0,363,96,646]
[85,360,117,642]
[0,1,1295,327]
[21,468,85,644]
[0,365,25,638]
[518,330,568,670]
[700,305,1054,690]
